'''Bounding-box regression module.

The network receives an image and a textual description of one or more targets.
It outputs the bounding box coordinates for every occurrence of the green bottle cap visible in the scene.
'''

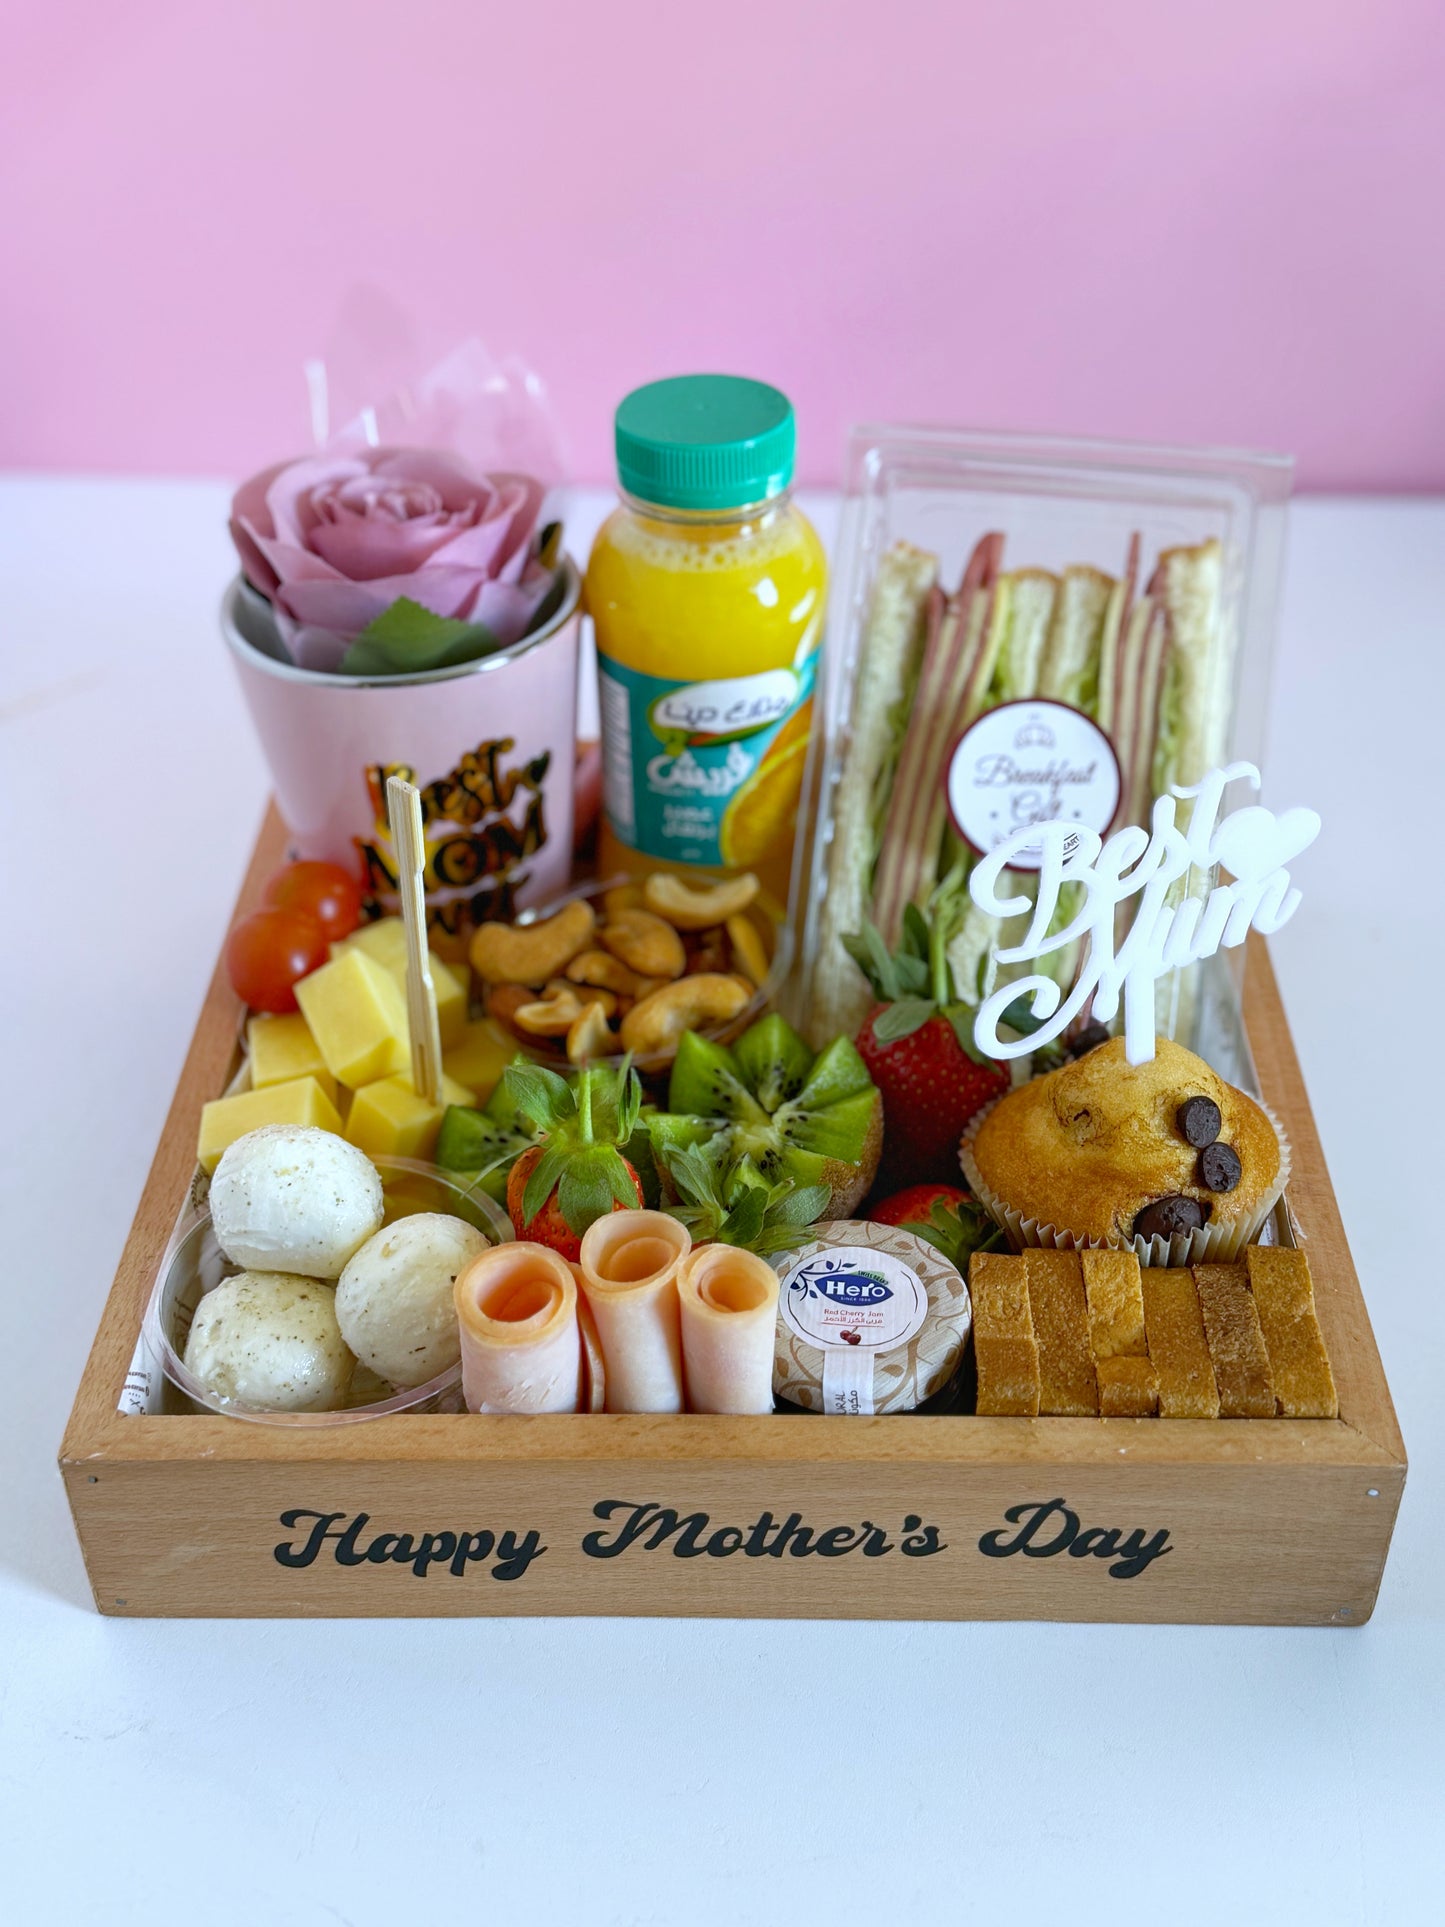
[614,374,796,512]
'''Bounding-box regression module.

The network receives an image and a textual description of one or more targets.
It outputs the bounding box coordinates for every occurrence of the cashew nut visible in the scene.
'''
[601,882,647,921]
[486,983,536,1037]
[600,907,686,981]
[618,973,752,1057]
[469,899,595,988]
[726,914,771,988]
[643,871,760,930]
[514,985,588,1036]
[566,999,616,1065]
[565,949,648,999]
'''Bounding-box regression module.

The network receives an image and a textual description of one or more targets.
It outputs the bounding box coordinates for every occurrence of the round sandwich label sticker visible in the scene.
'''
[947,698,1121,871]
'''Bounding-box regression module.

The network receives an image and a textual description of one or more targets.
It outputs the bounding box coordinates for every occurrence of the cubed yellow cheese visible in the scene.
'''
[196,1076,343,1175]
[246,1011,337,1103]
[333,918,468,1047]
[442,1017,513,1101]
[295,949,410,1088]
[343,1071,475,1163]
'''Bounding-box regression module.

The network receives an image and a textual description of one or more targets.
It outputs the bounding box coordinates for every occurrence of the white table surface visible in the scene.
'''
[2,480,1441,1926]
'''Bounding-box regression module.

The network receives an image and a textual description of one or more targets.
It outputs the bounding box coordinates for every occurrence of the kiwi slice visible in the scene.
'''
[659,1015,881,1216]
[435,1063,538,1201]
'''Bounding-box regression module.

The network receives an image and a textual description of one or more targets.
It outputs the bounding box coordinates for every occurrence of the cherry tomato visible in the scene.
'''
[263,860,364,943]
[225,908,329,1013]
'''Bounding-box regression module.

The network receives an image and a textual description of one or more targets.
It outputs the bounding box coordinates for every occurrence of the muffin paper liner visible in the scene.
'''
[958,1095,1292,1271]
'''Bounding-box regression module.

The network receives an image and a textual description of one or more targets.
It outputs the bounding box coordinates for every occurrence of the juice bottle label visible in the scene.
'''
[598,652,817,868]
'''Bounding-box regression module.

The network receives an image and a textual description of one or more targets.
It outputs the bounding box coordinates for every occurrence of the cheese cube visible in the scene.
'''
[442,1017,513,1101]
[296,949,410,1088]
[334,918,468,1047]
[196,1076,343,1175]
[343,1071,475,1163]
[246,1012,337,1103]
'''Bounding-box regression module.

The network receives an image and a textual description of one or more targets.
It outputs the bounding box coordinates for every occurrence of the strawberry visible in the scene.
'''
[500,1060,646,1261]
[869,1183,971,1228]
[868,1182,1003,1272]
[844,910,1009,1188]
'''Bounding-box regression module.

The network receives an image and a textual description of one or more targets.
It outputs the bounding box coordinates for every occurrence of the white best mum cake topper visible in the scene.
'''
[968,762,1321,1065]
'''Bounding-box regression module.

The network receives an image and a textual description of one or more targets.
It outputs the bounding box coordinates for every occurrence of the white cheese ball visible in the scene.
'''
[335,1213,488,1388]
[183,1271,354,1413]
[210,1124,383,1279]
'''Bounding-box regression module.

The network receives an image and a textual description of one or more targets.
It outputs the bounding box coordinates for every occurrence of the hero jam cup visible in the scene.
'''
[586,376,827,906]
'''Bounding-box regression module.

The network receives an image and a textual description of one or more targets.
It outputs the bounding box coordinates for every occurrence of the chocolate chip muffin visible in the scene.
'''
[960,1036,1286,1260]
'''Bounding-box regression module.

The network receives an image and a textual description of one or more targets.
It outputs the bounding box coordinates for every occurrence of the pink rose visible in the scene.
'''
[230,446,554,671]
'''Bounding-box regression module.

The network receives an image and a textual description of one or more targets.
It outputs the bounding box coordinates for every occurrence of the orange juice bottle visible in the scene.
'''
[587,376,826,904]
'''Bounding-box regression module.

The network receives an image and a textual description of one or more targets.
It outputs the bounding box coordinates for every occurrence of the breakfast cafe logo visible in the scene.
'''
[948,698,1122,868]
[355,737,551,941]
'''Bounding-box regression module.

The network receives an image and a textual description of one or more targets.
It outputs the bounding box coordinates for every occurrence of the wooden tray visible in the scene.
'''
[60,808,1406,1622]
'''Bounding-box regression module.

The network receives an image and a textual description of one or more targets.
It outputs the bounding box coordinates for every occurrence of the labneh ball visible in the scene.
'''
[210,1124,384,1278]
[335,1213,488,1388]
[183,1271,354,1413]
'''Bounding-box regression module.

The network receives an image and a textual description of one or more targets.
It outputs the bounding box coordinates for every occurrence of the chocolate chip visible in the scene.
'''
[1200,1141,1242,1193]
[1177,1095,1222,1148]
[1133,1195,1205,1242]
[1070,1021,1111,1058]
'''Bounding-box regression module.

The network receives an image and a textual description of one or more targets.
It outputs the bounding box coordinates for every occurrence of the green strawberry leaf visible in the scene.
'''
[504,1062,576,1133]
[947,1007,992,1061]
[998,993,1050,1038]
[902,1198,1004,1269]
[872,998,937,1044]
[720,1187,769,1247]
[520,1143,570,1229]
[600,1148,641,1209]
[556,1154,620,1237]
[902,902,932,963]
[893,952,931,997]
[339,596,500,677]
[842,921,903,1003]
[769,1182,830,1225]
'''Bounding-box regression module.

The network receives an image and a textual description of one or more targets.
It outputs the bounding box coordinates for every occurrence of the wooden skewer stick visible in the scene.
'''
[386,775,442,1106]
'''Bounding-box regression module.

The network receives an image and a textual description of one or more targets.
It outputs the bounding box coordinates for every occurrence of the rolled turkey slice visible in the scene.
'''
[453,1242,583,1414]
[577,1211,690,1414]
[677,1244,780,1415]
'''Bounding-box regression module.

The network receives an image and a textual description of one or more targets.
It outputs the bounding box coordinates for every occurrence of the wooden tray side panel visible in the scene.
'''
[63,806,291,1448]
[62,1449,1401,1625]
[1242,939,1404,1460]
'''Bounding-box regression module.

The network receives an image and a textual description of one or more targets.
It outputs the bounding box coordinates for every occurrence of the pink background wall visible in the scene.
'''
[3,0,1443,489]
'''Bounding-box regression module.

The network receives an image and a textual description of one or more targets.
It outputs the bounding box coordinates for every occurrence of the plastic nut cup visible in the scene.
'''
[676,1244,780,1415]
[577,1211,691,1414]
[454,1243,583,1415]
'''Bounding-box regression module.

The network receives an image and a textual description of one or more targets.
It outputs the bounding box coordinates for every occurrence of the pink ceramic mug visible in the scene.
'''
[222,560,581,958]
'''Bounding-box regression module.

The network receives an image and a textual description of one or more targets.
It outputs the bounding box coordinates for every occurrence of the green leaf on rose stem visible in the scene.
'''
[339,597,501,677]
